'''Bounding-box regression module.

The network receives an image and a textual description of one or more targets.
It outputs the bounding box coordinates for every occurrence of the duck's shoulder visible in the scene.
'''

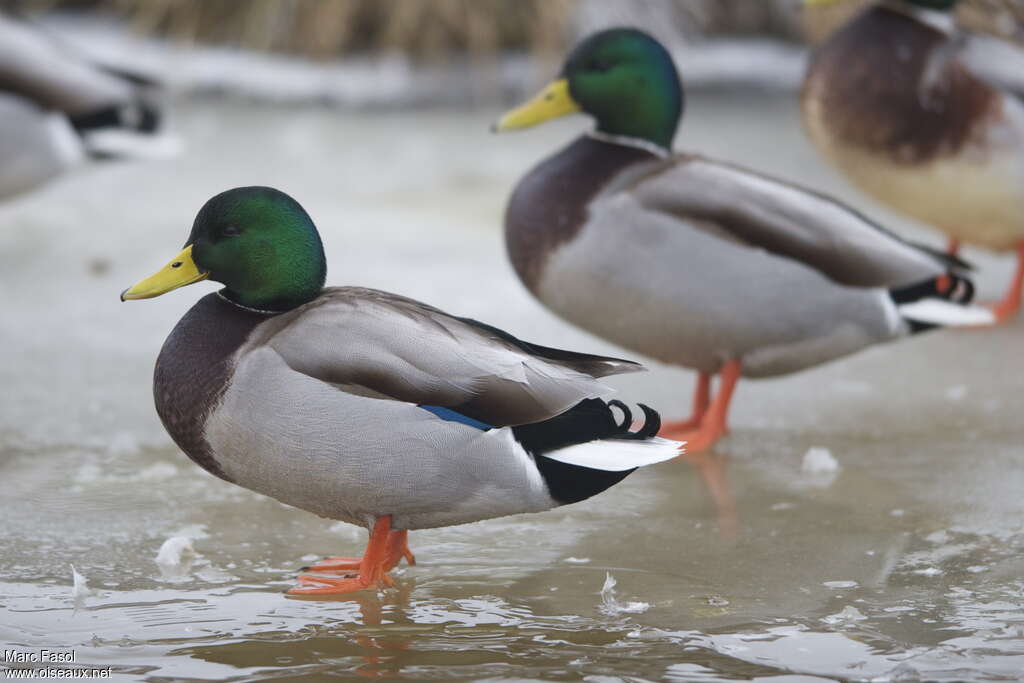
[505,135,666,290]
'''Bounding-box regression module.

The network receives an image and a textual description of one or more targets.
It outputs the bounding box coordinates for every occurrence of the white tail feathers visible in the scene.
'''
[543,436,683,472]
[899,299,995,327]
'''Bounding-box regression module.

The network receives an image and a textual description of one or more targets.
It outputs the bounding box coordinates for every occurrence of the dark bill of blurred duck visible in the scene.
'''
[494,26,994,454]
[120,186,682,596]
[0,12,177,200]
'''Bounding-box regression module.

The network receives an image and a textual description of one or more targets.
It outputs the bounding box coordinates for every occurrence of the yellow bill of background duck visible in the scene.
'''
[121,245,208,301]
[494,79,579,131]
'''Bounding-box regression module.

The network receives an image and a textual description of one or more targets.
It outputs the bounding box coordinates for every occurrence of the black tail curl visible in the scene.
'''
[513,398,664,506]
[607,400,661,439]
[512,398,661,457]
[890,272,976,333]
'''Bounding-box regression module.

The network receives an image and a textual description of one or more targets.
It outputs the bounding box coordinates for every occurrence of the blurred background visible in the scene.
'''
[2,1,1023,681]
[5,0,1024,105]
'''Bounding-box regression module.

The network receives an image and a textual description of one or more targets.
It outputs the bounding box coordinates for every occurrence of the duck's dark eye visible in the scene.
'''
[588,58,612,73]
[221,224,241,237]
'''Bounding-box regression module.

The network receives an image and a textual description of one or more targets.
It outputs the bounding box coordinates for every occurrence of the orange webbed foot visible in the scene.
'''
[289,572,393,596]
[305,556,363,573]
[288,516,412,598]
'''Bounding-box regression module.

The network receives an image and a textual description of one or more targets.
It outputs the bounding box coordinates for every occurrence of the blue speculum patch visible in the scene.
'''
[418,405,492,431]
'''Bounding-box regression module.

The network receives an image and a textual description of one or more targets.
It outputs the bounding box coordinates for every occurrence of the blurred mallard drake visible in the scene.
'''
[802,0,1024,323]
[0,13,175,199]
[121,186,680,596]
[494,27,991,454]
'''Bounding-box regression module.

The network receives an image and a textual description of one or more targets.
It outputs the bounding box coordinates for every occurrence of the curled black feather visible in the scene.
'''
[607,399,632,432]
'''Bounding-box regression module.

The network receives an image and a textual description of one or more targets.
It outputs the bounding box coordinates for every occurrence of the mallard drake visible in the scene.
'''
[802,0,1024,323]
[494,27,991,453]
[121,186,680,596]
[0,13,173,199]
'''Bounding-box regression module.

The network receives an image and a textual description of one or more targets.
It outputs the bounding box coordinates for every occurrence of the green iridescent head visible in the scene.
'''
[122,186,327,312]
[496,28,684,149]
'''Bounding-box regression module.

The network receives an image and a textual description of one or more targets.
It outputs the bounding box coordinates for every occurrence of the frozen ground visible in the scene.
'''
[1,93,1022,681]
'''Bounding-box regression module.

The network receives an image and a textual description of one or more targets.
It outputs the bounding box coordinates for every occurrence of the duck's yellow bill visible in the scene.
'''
[121,245,208,301]
[494,79,580,132]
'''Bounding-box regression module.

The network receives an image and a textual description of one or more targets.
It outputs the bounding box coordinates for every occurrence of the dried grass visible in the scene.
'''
[8,0,1024,56]
[9,0,576,60]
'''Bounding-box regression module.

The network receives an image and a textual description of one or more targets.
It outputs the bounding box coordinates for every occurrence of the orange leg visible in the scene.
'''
[306,529,416,574]
[289,516,411,596]
[659,360,741,453]
[660,372,711,433]
[989,242,1024,324]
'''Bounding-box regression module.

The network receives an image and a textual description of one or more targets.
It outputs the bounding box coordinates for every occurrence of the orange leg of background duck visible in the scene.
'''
[990,243,1024,323]
[289,516,415,596]
[660,372,710,433]
[660,360,741,452]
[659,360,742,537]
[947,239,1024,324]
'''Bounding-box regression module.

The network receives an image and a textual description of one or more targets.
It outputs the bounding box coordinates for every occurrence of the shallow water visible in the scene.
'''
[1,93,1022,681]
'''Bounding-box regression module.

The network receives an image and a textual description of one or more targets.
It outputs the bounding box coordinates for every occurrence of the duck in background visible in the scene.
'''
[802,0,1024,323]
[494,27,992,455]
[121,186,680,596]
[0,12,176,200]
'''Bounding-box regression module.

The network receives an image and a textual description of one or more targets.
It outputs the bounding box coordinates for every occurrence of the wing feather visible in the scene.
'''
[626,155,958,288]
[259,287,643,427]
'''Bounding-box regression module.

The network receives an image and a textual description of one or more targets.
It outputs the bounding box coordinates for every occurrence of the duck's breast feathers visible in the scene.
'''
[505,135,663,292]
[622,154,957,287]
[154,292,274,482]
[245,287,642,427]
[803,5,1001,165]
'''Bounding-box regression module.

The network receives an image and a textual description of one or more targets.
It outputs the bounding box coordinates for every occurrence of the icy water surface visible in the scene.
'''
[1,93,1023,681]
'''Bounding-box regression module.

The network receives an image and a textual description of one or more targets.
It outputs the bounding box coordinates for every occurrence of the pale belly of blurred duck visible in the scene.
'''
[803,93,1024,252]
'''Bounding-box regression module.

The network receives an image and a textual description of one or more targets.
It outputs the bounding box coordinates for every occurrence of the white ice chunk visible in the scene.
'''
[823,580,859,589]
[155,536,196,581]
[802,447,839,474]
[913,567,943,577]
[944,385,968,402]
[598,572,650,616]
[70,564,91,611]
[821,605,867,625]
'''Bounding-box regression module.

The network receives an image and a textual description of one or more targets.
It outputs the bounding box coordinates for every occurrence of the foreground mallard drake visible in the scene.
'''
[0,13,173,199]
[121,186,680,596]
[494,27,992,454]
[803,0,1024,323]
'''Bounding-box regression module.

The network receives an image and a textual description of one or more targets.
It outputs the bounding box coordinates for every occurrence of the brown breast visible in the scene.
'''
[153,293,274,482]
[803,5,999,165]
[504,135,657,292]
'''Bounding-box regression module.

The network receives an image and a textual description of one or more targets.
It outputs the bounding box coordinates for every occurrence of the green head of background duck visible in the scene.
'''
[496,28,683,151]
